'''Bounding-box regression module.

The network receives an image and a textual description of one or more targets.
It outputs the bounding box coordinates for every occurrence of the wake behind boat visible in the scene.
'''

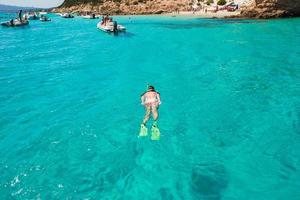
[97,16,125,33]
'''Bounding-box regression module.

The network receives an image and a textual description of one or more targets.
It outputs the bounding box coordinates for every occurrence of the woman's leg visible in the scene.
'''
[152,105,159,121]
[142,106,151,125]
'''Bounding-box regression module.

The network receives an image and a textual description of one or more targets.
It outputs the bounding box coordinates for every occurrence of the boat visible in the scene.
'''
[1,19,29,27]
[61,13,74,18]
[81,14,99,19]
[24,12,39,20]
[97,21,126,33]
[40,16,51,22]
[39,11,48,15]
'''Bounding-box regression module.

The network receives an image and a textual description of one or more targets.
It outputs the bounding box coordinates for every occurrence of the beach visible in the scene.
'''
[165,10,241,18]
[1,13,300,199]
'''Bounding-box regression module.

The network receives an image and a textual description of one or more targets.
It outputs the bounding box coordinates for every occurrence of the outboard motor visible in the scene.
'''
[10,19,14,26]
[113,21,118,33]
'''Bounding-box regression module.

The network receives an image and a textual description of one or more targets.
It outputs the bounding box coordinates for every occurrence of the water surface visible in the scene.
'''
[1,14,300,199]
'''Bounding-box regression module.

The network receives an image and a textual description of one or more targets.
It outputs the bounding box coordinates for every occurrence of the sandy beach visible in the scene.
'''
[165,10,241,18]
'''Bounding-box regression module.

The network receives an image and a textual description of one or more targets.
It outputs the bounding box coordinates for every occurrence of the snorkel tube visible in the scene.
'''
[148,85,155,92]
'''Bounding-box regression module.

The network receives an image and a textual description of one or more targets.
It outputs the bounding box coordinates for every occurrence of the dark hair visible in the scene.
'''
[148,85,155,90]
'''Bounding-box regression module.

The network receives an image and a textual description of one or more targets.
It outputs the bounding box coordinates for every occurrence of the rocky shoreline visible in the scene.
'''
[52,0,190,15]
[241,0,300,18]
[51,0,300,19]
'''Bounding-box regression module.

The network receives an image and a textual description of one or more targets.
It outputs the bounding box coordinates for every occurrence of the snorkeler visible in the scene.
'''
[139,85,161,140]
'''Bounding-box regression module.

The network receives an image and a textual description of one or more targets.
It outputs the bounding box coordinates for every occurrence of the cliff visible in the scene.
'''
[53,0,190,15]
[241,0,300,18]
[53,0,300,18]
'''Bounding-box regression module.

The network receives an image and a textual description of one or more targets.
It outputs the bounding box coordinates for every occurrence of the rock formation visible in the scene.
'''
[52,0,191,15]
[53,0,300,18]
[241,0,300,18]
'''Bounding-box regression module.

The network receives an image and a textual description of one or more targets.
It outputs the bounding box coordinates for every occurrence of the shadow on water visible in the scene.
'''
[190,163,228,200]
[126,18,264,30]
[0,25,30,30]
[174,121,188,137]
[103,31,135,38]
[116,31,135,38]
[159,187,175,199]
[294,107,300,135]
[161,19,265,30]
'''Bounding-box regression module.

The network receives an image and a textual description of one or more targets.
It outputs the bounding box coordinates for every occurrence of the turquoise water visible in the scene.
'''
[1,14,300,199]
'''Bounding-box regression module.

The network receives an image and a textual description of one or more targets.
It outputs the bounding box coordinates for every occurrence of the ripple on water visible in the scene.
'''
[1,14,300,199]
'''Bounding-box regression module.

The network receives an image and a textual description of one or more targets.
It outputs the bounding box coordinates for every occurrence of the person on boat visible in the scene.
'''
[103,15,108,24]
[41,15,48,21]
[113,21,118,33]
[101,16,104,25]
[106,16,110,24]
[24,12,28,20]
[18,10,22,22]
[140,85,161,128]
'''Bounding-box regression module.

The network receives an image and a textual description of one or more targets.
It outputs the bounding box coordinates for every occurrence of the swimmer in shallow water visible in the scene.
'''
[139,85,161,140]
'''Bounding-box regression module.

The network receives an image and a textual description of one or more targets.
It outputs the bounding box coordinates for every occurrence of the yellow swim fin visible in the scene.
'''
[139,124,148,137]
[151,124,160,141]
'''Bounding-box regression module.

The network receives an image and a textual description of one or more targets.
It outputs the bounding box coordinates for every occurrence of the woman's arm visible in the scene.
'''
[156,93,161,105]
[141,95,145,105]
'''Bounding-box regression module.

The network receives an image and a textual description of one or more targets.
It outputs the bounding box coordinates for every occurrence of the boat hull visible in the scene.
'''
[61,13,74,18]
[97,22,126,33]
[82,15,99,19]
[40,18,51,22]
[28,15,39,20]
[1,20,29,27]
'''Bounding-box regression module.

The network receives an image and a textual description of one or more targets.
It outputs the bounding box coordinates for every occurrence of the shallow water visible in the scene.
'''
[0,14,300,199]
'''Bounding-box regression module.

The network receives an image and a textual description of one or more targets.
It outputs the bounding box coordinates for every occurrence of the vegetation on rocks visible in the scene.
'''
[217,0,226,5]
[241,0,300,18]
[54,0,300,18]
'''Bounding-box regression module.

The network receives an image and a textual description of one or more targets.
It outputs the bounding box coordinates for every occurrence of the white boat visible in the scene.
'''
[39,11,48,15]
[97,21,126,33]
[61,13,74,18]
[1,19,29,27]
[81,14,99,19]
[40,16,51,22]
[25,13,39,20]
